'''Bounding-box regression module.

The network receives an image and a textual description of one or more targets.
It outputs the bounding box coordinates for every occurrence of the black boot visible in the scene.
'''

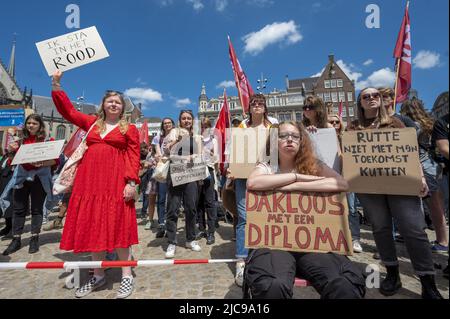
[206,233,215,245]
[380,265,402,296]
[2,237,21,256]
[419,274,443,299]
[28,235,40,254]
[155,226,166,238]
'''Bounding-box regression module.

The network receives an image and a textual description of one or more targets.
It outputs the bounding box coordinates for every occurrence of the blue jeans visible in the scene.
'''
[157,182,167,226]
[346,193,360,241]
[234,179,248,259]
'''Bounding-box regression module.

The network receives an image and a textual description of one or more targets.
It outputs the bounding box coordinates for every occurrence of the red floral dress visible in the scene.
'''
[52,91,140,253]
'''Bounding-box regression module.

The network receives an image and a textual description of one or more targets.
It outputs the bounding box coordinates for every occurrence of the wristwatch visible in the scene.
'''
[128,181,136,187]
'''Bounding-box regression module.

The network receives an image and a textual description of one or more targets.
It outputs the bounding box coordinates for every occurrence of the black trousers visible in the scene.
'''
[197,167,217,234]
[165,173,198,244]
[12,178,47,236]
[244,248,366,299]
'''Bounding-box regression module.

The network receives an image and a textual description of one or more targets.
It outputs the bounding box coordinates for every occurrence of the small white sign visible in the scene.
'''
[36,26,109,76]
[170,162,209,187]
[12,140,65,166]
[308,128,341,173]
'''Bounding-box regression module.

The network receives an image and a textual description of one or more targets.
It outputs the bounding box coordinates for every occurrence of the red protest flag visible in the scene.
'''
[215,89,231,175]
[393,1,412,105]
[63,128,87,158]
[228,36,254,115]
[139,120,149,145]
[338,101,343,119]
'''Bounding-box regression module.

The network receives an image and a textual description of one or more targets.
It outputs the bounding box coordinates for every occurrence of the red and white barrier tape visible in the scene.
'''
[0,259,239,270]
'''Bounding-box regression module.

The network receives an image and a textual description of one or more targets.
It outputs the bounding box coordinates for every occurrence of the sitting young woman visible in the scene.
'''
[243,121,366,299]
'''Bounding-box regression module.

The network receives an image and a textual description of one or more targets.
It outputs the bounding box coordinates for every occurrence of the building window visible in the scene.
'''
[331,92,338,102]
[331,80,337,88]
[339,91,345,102]
[56,125,66,140]
[230,102,235,110]
[337,79,343,88]
[324,92,331,102]
[349,107,354,117]
[279,113,292,122]
[324,80,330,88]
[295,112,302,122]
[347,92,353,102]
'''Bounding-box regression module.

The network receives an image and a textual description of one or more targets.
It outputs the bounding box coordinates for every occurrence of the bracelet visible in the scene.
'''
[128,181,136,187]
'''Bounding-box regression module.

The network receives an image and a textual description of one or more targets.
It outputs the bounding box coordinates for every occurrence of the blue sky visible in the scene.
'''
[0,0,448,120]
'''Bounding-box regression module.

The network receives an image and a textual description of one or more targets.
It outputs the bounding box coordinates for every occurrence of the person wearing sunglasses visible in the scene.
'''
[51,71,140,299]
[164,109,203,259]
[227,94,277,287]
[243,121,366,299]
[346,87,443,299]
[302,96,334,133]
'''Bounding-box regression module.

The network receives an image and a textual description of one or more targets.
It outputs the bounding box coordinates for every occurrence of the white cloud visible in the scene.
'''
[186,0,204,11]
[356,68,396,91]
[242,20,303,56]
[363,59,374,66]
[124,88,163,106]
[135,77,148,86]
[413,50,440,69]
[159,0,173,6]
[175,98,192,108]
[335,60,363,83]
[311,68,325,78]
[215,0,228,11]
[216,80,235,89]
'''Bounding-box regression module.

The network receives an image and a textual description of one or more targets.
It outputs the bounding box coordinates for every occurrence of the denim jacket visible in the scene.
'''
[0,165,55,213]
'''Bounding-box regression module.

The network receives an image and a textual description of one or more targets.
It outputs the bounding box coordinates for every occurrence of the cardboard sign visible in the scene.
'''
[170,161,209,187]
[12,140,65,166]
[245,191,353,255]
[308,128,341,173]
[342,128,422,196]
[229,128,277,179]
[36,26,109,76]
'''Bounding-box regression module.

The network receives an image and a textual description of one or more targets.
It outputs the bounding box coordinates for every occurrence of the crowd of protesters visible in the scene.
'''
[0,75,448,299]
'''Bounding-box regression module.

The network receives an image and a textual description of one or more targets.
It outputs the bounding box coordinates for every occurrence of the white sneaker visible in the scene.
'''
[235,261,245,287]
[186,241,201,252]
[144,220,151,230]
[353,240,363,253]
[165,244,176,259]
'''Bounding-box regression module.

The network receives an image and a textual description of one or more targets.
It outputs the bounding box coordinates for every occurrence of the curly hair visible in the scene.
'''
[96,91,129,135]
[400,98,434,135]
[302,96,329,129]
[267,121,320,176]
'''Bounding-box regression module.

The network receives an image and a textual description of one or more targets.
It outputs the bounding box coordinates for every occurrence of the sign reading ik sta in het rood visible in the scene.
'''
[35,26,109,76]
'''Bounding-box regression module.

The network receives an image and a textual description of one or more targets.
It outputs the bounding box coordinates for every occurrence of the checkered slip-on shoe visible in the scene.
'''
[116,277,134,299]
[75,276,106,298]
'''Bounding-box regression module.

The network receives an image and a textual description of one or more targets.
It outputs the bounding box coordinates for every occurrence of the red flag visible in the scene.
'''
[338,101,343,119]
[63,128,87,158]
[393,2,411,104]
[139,120,149,145]
[228,36,254,115]
[215,90,231,175]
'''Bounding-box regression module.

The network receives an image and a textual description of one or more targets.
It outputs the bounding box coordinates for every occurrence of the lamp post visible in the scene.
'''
[257,73,268,94]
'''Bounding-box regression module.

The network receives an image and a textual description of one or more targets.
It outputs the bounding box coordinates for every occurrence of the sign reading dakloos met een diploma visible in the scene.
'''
[245,191,353,255]
[342,128,422,196]
[36,26,109,76]
[11,140,65,166]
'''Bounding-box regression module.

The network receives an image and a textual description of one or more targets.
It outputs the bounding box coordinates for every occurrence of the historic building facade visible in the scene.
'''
[432,92,449,119]
[198,55,356,125]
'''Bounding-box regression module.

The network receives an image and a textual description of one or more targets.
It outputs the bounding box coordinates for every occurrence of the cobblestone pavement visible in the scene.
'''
[0,203,448,299]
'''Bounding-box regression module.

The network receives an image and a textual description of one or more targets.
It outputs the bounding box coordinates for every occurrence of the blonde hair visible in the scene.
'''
[96,92,129,134]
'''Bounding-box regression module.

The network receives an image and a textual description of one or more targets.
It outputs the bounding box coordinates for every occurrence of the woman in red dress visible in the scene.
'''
[51,71,140,299]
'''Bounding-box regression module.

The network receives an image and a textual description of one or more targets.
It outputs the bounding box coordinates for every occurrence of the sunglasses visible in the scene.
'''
[105,90,124,96]
[361,93,380,101]
[329,121,340,125]
[302,105,316,111]
[250,101,265,106]
[278,132,301,141]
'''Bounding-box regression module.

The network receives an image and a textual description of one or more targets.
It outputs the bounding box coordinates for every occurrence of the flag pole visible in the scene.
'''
[393,58,401,110]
